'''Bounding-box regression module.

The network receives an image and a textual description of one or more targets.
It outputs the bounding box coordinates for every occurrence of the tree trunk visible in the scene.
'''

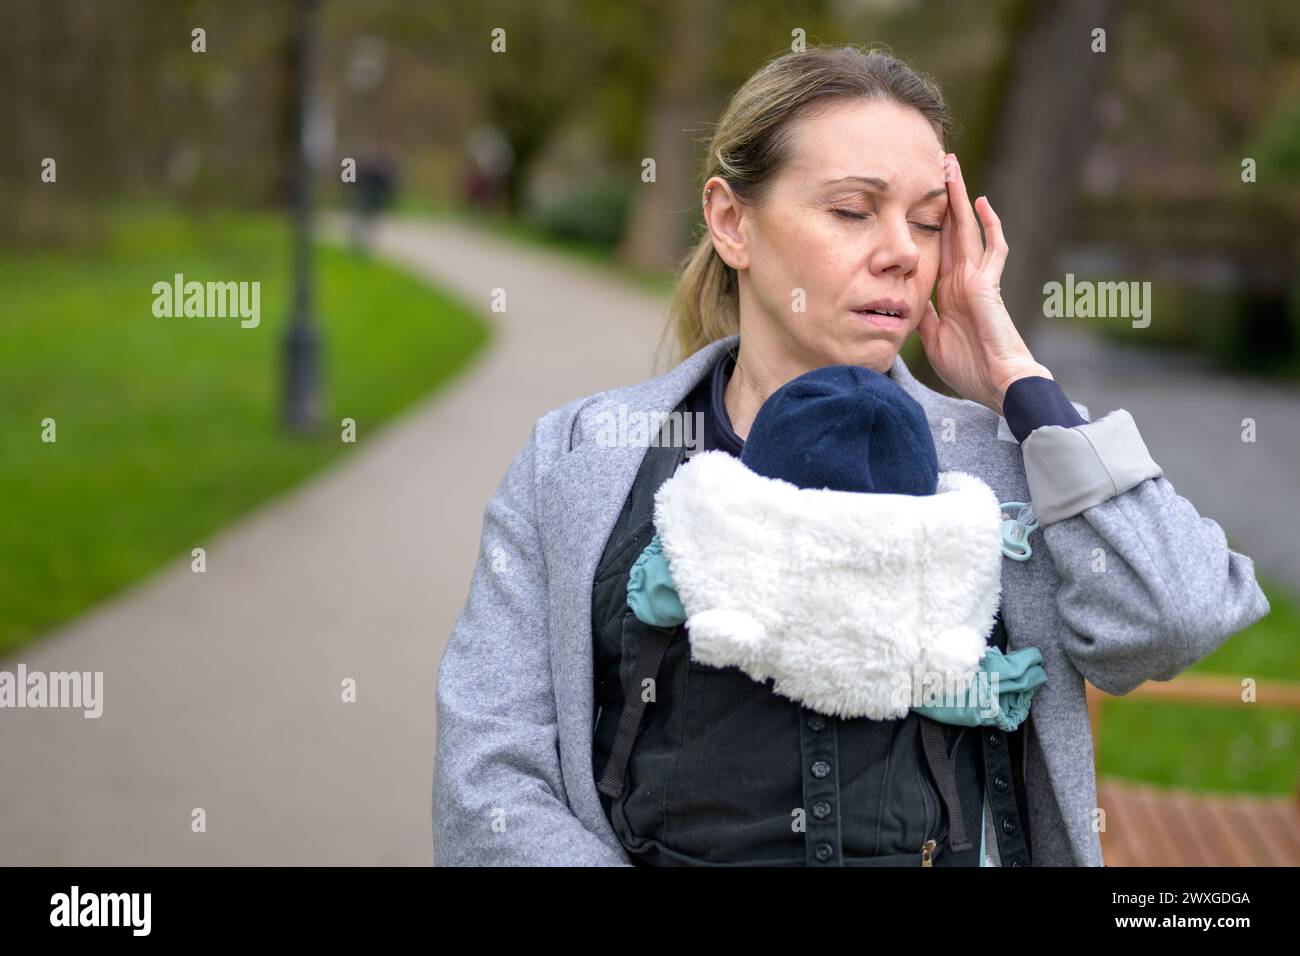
[980,0,1120,351]
[618,0,722,273]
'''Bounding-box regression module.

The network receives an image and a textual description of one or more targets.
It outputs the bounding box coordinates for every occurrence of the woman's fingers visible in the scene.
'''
[944,154,983,265]
[916,299,940,354]
[976,195,1008,278]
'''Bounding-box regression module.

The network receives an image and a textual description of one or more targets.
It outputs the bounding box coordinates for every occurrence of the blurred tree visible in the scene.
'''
[618,0,725,272]
[1250,88,1300,212]
[441,0,620,216]
[1075,0,1300,374]
[979,0,1119,348]
[0,0,297,246]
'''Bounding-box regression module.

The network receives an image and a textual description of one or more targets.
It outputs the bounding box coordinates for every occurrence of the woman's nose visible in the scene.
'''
[869,215,920,276]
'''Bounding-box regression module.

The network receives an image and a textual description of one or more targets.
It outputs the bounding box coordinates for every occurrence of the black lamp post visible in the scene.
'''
[283,0,322,432]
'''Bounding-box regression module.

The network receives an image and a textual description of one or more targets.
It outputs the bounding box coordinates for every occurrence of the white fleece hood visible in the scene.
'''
[653,450,1005,720]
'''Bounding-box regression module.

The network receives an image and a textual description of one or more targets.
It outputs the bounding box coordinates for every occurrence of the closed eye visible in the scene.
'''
[833,208,942,234]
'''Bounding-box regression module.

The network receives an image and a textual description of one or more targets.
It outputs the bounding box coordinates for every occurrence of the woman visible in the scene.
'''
[431,45,1270,866]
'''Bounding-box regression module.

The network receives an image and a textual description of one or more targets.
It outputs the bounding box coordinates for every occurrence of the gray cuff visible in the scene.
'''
[1021,409,1164,525]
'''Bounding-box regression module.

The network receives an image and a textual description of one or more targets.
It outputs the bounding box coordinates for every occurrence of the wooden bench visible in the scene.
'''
[1086,676,1300,866]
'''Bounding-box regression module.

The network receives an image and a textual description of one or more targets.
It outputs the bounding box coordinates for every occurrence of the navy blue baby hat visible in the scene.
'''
[739,364,939,495]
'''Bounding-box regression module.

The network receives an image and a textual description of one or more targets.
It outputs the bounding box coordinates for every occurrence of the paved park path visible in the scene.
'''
[2,216,1294,865]
[0,216,669,865]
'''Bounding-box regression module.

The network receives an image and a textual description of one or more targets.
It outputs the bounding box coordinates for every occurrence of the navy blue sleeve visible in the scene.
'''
[1002,376,1087,443]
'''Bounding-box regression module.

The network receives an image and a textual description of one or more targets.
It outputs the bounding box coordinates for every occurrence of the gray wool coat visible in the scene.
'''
[432,333,1271,866]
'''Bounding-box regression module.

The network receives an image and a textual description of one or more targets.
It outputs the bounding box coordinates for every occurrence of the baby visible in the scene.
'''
[627,363,1046,730]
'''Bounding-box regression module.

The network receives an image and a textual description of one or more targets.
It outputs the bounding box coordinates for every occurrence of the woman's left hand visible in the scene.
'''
[916,153,1052,416]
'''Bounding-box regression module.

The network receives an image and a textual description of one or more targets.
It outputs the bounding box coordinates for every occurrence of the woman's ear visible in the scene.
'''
[703,177,750,271]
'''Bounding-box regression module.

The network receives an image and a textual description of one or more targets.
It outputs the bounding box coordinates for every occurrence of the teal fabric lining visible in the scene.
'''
[913,646,1047,731]
[625,533,686,628]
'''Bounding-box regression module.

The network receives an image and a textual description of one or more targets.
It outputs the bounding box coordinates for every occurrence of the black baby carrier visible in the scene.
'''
[591,414,1033,866]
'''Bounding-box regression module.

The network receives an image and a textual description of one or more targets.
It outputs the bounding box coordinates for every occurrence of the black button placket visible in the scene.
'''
[980,727,1030,866]
[977,609,1031,866]
[800,707,842,865]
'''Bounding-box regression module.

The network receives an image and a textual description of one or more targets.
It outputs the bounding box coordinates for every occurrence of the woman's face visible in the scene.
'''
[718,97,948,375]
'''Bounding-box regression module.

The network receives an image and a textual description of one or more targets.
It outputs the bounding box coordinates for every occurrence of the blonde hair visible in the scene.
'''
[659,44,951,369]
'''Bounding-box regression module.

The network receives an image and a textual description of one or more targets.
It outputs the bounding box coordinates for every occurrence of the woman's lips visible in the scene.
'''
[851,308,907,331]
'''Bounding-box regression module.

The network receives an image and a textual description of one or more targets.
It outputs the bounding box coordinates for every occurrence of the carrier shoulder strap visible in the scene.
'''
[597,620,677,799]
[918,718,973,851]
[596,421,691,801]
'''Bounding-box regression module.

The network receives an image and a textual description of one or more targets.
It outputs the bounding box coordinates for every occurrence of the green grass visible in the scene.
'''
[1095,573,1300,794]
[0,209,490,654]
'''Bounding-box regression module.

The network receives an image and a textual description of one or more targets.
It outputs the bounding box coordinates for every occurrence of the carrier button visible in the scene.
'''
[812,800,832,820]
[988,731,1002,747]
[994,775,1009,792]
[1010,858,1026,867]
[815,842,834,862]
[807,714,826,731]
[811,760,831,779]
[1002,817,1018,834]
